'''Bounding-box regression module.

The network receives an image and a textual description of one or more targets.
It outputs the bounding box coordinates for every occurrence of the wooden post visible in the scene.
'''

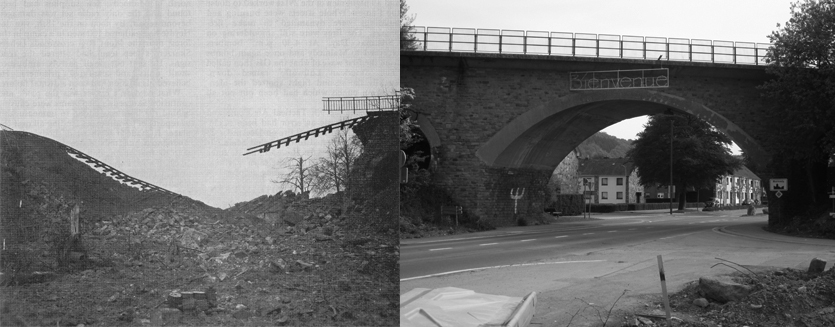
[657,255,673,326]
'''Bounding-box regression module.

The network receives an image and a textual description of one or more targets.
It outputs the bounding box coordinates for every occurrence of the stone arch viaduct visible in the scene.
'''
[402,51,780,226]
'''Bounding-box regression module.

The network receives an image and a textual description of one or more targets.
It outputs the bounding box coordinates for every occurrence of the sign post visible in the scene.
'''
[770,178,787,199]
[829,187,835,217]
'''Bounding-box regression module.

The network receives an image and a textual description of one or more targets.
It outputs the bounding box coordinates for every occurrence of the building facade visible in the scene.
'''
[714,166,762,205]
[577,158,644,204]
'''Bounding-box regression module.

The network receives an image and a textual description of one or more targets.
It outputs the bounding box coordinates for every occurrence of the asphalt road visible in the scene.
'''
[401,209,761,280]
[400,209,835,326]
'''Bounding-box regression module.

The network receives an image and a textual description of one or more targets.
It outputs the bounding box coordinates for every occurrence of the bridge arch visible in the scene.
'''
[476,89,768,171]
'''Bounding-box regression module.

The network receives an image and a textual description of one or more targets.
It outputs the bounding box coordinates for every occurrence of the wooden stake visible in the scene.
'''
[657,255,673,326]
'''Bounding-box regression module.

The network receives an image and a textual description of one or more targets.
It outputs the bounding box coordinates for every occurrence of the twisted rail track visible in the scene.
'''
[10,131,178,195]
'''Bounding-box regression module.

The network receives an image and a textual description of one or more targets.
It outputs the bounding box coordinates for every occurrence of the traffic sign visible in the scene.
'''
[770,179,788,191]
[775,191,783,198]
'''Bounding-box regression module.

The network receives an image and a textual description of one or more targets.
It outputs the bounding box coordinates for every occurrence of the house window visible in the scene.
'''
[616,178,623,185]
[601,178,608,186]
[601,192,608,199]
[616,192,623,199]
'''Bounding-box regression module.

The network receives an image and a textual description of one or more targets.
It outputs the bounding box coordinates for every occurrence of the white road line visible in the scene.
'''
[520,239,535,242]
[479,243,498,246]
[429,248,452,251]
[400,260,607,282]
[660,232,697,240]
[607,231,617,233]
[554,236,568,239]
[582,233,595,235]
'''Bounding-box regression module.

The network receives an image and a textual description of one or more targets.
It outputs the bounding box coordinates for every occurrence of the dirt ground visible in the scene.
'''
[0,130,398,326]
[609,265,835,327]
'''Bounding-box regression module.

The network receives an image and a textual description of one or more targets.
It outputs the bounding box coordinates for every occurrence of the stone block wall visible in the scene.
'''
[349,111,398,228]
[402,52,779,226]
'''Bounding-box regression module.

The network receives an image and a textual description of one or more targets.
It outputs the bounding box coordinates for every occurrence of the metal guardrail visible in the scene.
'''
[322,95,400,113]
[404,26,772,65]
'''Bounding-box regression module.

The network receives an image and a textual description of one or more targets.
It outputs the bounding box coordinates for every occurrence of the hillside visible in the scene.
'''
[575,132,633,159]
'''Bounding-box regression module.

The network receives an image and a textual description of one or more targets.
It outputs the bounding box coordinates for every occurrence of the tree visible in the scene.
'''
[273,156,315,195]
[627,113,742,210]
[399,87,421,150]
[400,0,419,50]
[310,129,362,195]
[757,0,835,223]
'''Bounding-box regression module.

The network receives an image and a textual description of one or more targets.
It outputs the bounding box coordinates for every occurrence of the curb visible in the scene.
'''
[716,224,835,246]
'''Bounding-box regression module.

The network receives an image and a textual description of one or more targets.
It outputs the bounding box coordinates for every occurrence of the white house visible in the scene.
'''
[577,158,644,204]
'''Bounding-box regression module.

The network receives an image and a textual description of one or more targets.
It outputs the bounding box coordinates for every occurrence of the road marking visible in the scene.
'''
[479,243,498,246]
[429,248,452,251]
[660,232,697,240]
[520,239,535,242]
[582,233,595,235]
[607,230,617,233]
[554,236,567,239]
[400,260,607,282]
[628,228,636,231]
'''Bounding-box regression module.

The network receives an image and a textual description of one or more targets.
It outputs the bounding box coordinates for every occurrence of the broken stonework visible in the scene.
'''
[698,276,752,303]
[151,308,182,326]
[808,258,827,275]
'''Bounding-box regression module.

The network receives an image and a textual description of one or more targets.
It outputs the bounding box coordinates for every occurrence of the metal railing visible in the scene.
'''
[322,95,400,113]
[403,26,772,65]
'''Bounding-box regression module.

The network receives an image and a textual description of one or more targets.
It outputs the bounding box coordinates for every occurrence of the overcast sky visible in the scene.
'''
[2,1,397,208]
[406,0,795,152]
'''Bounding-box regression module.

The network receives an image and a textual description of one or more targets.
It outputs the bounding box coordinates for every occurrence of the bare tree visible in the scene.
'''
[273,156,315,195]
[311,129,363,195]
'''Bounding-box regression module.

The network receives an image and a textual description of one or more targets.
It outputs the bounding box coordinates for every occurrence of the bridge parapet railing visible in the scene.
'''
[322,95,400,113]
[404,26,772,65]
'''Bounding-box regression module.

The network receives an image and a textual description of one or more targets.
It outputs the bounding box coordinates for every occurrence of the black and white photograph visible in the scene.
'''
[2,0,399,326]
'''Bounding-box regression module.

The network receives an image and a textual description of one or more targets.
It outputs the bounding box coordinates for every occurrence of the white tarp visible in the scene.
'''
[400,287,536,327]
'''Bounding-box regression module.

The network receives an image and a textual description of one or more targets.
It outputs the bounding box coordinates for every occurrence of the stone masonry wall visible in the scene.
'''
[402,52,779,226]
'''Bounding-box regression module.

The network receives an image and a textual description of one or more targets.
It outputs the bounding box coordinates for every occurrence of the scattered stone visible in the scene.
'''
[217,272,228,281]
[809,258,827,275]
[818,307,835,315]
[232,309,252,319]
[698,276,752,303]
[271,259,287,273]
[637,316,654,325]
[798,286,807,293]
[315,234,333,242]
[750,304,763,310]
[151,308,182,326]
[693,298,709,308]
[107,293,119,302]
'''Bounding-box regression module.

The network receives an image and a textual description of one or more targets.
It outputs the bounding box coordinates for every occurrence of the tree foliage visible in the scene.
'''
[400,0,419,50]
[627,113,742,209]
[760,0,835,159]
[399,87,421,150]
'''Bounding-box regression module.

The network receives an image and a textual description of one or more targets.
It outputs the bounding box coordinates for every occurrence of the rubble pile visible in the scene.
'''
[623,263,835,326]
[0,130,398,326]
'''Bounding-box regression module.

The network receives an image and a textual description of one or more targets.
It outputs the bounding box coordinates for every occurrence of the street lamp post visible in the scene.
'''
[667,112,674,215]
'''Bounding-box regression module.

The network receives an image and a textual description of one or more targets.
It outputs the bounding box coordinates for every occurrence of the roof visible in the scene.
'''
[731,165,760,180]
[578,158,635,176]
